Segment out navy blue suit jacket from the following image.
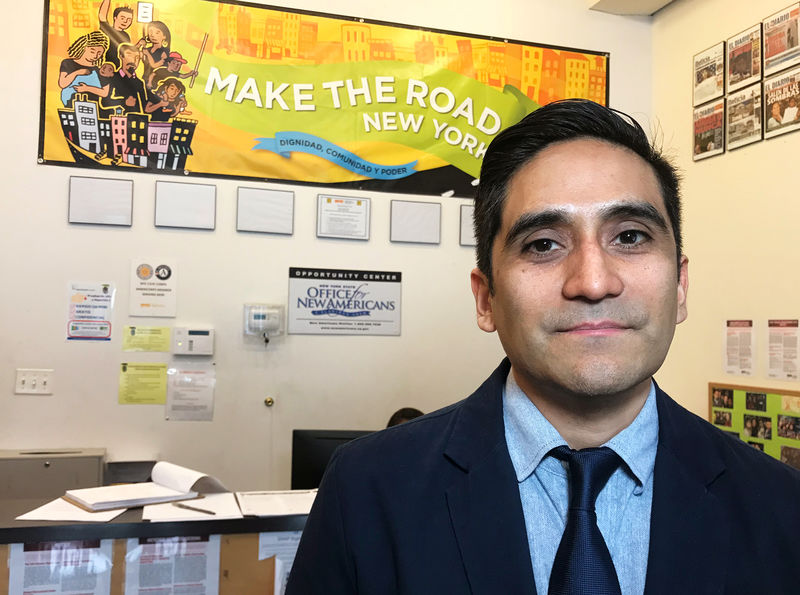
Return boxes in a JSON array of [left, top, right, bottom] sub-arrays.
[[287, 360, 800, 594]]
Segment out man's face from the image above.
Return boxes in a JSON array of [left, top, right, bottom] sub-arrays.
[[114, 10, 133, 30], [121, 49, 140, 74], [471, 138, 688, 401], [167, 60, 181, 72]]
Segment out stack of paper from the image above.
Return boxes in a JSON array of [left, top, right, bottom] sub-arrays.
[[63, 461, 226, 512]]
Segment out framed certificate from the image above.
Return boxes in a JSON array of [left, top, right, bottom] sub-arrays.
[[316, 194, 370, 240]]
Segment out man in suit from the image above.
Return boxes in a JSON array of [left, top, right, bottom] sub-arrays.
[[286, 99, 800, 594]]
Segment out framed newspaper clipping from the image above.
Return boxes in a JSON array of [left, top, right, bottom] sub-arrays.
[[693, 98, 725, 160], [726, 83, 762, 150], [764, 65, 800, 138], [763, 4, 800, 77], [693, 42, 725, 106], [727, 24, 762, 93]]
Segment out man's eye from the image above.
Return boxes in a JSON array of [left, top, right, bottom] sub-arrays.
[[529, 238, 556, 252], [616, 230, 648, 245]]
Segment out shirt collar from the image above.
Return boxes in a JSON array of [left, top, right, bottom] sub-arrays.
[[503, 371, 659, 489]]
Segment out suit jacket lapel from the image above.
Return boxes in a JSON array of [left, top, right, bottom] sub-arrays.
[[644, 385, 729, 594], [443, 360, 536, 595]]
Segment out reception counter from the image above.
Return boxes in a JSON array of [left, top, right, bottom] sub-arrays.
[[0, 497, 307, 594]]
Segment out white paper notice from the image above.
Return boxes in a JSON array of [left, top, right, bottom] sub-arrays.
[[9, 540, 113, 595], [166, 365, 216, 421], [768, 319, 800, 380], [725, 320, 754, 375], [258, 531, 303, 595], [129, 259, 177, 317], [124, 535, 220, 595], [67, 282, 115, 340]]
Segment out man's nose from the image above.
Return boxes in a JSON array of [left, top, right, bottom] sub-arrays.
[[561, 240, 623, 301]]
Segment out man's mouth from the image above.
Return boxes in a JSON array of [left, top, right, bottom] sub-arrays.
[[558, 321, 630, 336]]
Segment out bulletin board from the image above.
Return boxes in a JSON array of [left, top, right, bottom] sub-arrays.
[[709, 382, 800, 470]]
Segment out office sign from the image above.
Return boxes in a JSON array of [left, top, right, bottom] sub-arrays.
[[288, 267, 401, 335], [39, 0, 607, 197]]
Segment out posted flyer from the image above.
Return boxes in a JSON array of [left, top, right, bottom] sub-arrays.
[[124, 535, 220, 595], [8, 540, 113, 595], [725, 319, 754, 375], [129, 259, 177, 317], [67, 282, 115, 341], [768, 319, 799, 380]]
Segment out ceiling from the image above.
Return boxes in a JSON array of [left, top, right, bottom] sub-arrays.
[[588, 0, 675, 16]]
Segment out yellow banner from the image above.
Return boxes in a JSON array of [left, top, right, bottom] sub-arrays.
[[42, 0, 607, 196]]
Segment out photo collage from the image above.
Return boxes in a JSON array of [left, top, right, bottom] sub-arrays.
[[710, 384, 800, 469]]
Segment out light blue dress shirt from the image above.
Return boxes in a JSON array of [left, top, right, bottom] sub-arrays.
[[503, 372, 658, 595]]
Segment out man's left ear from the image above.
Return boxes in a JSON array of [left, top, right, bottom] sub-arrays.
[[676, 255, 689, 324], [470, 268, 497, 333]]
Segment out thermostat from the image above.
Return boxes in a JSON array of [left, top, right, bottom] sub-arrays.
[[173, 328, 214, 355]]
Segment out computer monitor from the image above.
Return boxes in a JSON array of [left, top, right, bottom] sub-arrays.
[[291, 429, 373, 489]]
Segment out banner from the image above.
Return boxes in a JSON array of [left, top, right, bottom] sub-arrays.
[[40, 0, 608, 197]]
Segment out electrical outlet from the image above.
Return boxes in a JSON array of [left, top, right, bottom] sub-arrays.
[[15, 369, 54, 395]]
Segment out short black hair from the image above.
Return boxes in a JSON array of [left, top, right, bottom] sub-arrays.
[[474, 99, 681, 292], [387, 407, 424, 428]]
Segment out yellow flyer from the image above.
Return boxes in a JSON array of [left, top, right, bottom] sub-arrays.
[[122, 326, 172, 352], [119, 362, 168, 404]]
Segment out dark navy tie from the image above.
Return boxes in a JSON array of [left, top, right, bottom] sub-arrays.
[[548, 446, 622, 595]]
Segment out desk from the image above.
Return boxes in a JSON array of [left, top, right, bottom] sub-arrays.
[[0, 498, 307, 594]]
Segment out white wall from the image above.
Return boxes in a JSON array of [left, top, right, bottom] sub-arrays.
[[0, 0, 653, 489], [652, 0, 800, 417]]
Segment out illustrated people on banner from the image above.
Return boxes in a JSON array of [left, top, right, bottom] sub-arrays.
[[97, 0, 134, 69], [145, 77, 188, 121], [97, 61, 116, 88], [104, 42, 148, 113], [59, 31, 110, 106], [149, 51, 197, 91], [140, 21, 172, 90]]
